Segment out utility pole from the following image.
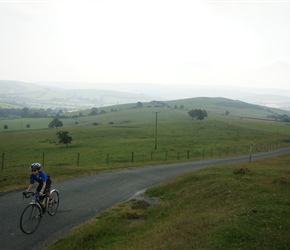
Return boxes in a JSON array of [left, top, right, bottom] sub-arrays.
[[155, 112, 159, 150], [249, 139, 253, 163]]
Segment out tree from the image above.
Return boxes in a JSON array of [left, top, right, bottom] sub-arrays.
[[89, 108, 98, 116], [225, 111, 230, 116], [56, 131, 72, 148], [188, 109, 208, 120], [22, 107, 29, 117], [49, 118, 63, 128], [137, 102, 143, 108], [281, 114, 290, 122], [56, 109, 64, 117], [4, 125, 8, 129]]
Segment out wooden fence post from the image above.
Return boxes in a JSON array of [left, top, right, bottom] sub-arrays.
[[77, 153, 80, 166], [1, 152, 4, 170], [131, 152, 134, 162], [42, 153, 45, 167]]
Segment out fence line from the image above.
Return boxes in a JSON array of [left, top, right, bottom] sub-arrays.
[[1, 142, 289, 170]]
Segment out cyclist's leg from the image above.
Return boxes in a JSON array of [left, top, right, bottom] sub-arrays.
[[36, 183, 42, 192], [48, 189, 59, 216], [45, 178, 52, 200]]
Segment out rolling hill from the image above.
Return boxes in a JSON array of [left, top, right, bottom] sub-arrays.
[[1, 80, 290, 112], [1, 80, 290, 124]]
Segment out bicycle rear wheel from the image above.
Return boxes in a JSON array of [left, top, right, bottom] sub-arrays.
[[48, 189, 59, 216], [20, 204, 42, 234]]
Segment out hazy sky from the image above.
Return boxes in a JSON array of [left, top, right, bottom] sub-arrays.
[[1, 0, 290, 90]]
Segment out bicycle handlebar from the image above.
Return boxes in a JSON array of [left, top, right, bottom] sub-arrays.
[[22, 191, 47, 199], [22, 191, 35, 199]]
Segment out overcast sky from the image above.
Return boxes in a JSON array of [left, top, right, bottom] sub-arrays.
[[1, 0, 290, 90]]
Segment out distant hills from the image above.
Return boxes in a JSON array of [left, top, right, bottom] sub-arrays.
[[1, 80, 290, 111], [35, 81, 290, 111], [0, 80, 156, 111]]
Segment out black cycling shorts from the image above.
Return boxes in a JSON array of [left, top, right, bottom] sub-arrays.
[[37, 177, 51, 193]]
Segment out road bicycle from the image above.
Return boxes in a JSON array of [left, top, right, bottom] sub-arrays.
[[20, 189, 59, 234]]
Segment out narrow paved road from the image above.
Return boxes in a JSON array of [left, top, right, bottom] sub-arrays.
[[1, 148, 289, 250]]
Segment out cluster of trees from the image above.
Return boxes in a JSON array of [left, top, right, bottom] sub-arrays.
[[135, 101, 185, 109], [148, 101, 170, 108], [1, 101, 187, 120], [49, 118, 63, 128], [267, 114, 290, 122], [89, 107, 107, 116], [0, 107, 68, 118], [188, 109, 208, 120], [0, 106, 108, 119]]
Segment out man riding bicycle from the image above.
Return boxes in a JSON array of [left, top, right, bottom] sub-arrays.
[[25, 163, 53, 205]]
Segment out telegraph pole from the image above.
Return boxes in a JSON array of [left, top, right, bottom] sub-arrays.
[[155, 112, 159, 150], [249, 139, 253, 163]]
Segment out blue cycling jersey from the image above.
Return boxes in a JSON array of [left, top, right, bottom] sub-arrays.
[[30, 170, 48, 185]]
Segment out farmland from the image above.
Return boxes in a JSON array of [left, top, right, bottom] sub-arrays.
[[1, 97, 290, 192]]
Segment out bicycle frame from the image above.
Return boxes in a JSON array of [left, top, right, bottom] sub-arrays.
[[20, 188, 60, 234], [24, 192, 47, 213]]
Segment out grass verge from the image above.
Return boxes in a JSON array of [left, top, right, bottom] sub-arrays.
[[45, 154, 290, 250]]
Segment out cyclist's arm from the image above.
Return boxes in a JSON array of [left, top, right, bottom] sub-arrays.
[[40, 182, 47, 194], [26, 183, 34, 192], [26, 174, 35, 192]]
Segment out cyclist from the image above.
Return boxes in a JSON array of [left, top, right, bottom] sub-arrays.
[[25, 163, 53, 205]]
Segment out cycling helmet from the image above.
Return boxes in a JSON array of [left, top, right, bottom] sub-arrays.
[[30, 162, 41, 171]]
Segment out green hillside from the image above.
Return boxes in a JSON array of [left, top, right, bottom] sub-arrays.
[[73, 97, 290, 122], [164, 97, 290, 118], [1, 97, 290, 133]]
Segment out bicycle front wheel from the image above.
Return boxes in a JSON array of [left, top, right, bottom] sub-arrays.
[[48, 189, 59, 216], [20, 204, 42, 234]]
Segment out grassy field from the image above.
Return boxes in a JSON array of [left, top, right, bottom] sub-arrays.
[[1, 98, 290, 192], [45, 153, 290, 250]]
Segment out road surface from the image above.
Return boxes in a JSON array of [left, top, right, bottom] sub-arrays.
[[0, 148, 289, 250]]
